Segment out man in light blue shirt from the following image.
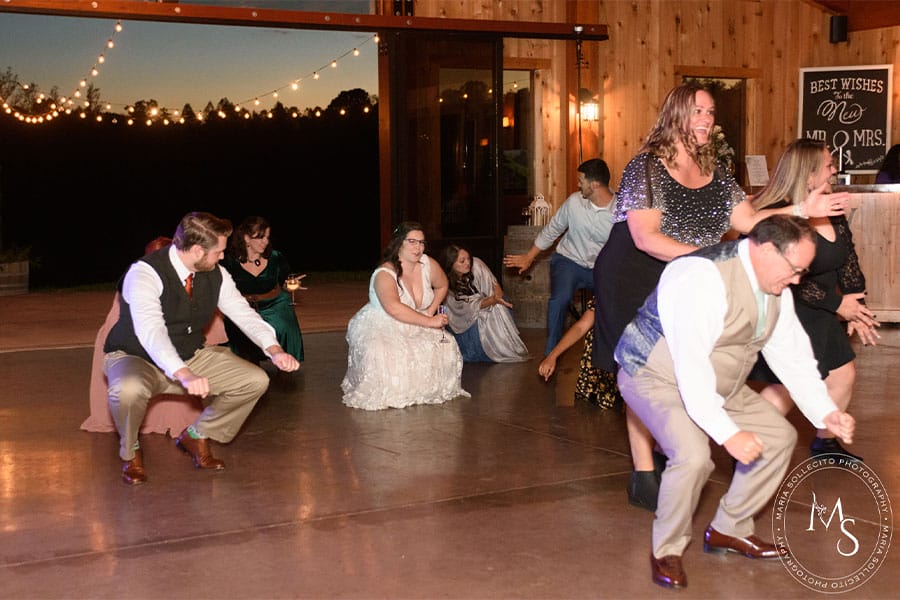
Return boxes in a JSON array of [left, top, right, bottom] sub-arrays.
[[503, 159, 615, 355]]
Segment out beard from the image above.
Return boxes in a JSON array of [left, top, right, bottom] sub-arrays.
[[192, 254, 219, 273]]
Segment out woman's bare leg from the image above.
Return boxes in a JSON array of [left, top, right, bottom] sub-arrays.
[[627, 406, 656, 470], [817, 361, 855, 438]]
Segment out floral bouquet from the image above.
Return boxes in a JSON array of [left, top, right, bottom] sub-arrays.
[[711, 124, 736, 175]]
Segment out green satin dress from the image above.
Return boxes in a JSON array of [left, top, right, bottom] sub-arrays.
[[222, 250, 304, 362]]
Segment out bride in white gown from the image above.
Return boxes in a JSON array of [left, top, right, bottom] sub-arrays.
[[341, 222, 470, 410]]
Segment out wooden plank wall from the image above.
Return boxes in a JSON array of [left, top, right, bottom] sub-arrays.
[[594, 0, 900, 188], [411, 0, 900, 203]]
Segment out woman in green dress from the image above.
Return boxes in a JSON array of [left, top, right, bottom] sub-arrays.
[[222, 216, 304, 363]]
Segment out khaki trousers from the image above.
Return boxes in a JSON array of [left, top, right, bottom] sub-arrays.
[[618, 368, 797, 558], [105, 346, 269, 460]]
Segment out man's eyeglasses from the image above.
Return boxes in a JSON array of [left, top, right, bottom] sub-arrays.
[[777, 251, 809, 277], [405, 238, 427, 247]]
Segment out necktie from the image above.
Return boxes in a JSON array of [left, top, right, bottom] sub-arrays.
[[754, 287, 766, 337], [184, 273, 194, 299]]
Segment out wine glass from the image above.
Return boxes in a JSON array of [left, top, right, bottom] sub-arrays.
[[438, 305, 449, 343], [285, 274, 301, 306]]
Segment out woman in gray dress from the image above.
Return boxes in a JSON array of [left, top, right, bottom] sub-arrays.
[[440, 244, 530, 363]]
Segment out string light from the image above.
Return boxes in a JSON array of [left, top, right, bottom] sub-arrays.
[[1, 23, 381, 126]]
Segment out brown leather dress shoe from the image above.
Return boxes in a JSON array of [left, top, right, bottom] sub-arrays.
[[703, 526, 781, 559], [175, 429, 225, 470], [651, 553, 687, 589], [122, 449, 147, 485]]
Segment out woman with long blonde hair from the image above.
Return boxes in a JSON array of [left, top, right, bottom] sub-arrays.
[[748, 138, 880, 460]]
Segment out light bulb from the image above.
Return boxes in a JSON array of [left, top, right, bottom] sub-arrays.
[[331, 60, 337, 68], [353, 48, 360, 56], [313, 72, 319, 80], [91, 68, 99, 76], [107, 40, 114, 48], [291, 82, 299, 91], [98, 55, 105, 64]]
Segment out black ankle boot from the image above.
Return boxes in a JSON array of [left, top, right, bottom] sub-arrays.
[[652, 450, 667, 479], [810, 437, 863, 462], [628, 470, 659, 512]]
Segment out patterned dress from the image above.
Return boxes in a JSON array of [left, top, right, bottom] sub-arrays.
[[574, 297, 622, 409]]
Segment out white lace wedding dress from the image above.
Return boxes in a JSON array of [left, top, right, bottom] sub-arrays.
[[341, 258, 470, 410]]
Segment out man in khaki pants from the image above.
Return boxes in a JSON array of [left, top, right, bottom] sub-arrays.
[[615, 215, 855, 589], [104, 211, 299, 485]]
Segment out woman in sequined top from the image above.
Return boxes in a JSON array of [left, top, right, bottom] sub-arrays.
[[592, 83, 850, 512], [748, 139, 880, 461]]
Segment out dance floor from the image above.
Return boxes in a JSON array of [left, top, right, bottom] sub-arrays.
[[0, 287, 897, 599]]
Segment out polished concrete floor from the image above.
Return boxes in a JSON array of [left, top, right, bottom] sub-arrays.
[[0, 289, 898, 599]]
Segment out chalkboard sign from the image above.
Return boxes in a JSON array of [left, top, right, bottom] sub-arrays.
[[798, 65, 893, 173]]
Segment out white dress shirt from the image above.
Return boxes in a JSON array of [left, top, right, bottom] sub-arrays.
[[121, 245, 278, 378], [657, 239, 838, 445]]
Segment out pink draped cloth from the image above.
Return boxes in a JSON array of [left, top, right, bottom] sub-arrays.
[[81, 294, 228, 435]]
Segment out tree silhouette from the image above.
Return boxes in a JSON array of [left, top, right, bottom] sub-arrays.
[[326, 88, 373, 114]]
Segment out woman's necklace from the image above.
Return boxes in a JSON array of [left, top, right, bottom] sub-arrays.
[[253, 258, 261, 267]]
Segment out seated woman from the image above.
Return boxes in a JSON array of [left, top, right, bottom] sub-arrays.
[[341, 222, 470, 410], [221, 216, 304, 363], [538, 297, 621, 408], [439, 244, 529, 363]]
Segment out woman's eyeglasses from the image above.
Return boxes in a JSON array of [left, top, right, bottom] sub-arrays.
[[405, 238, 426, 247]]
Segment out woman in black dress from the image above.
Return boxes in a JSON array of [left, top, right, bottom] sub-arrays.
[[749, 138, 880, 460]]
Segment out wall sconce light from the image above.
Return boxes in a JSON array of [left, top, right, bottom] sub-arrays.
[[579, 88, 599, 122]]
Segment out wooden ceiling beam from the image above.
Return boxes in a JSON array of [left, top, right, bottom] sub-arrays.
[[807, 0, 900, 32], [0, 0, 608, 40]]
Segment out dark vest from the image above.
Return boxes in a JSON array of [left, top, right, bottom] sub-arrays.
[[103, 246, 222, 365]]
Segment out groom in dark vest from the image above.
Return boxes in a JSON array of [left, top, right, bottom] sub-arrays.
[[104, 211, 299, 485], [615, 215, 855, 589]]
